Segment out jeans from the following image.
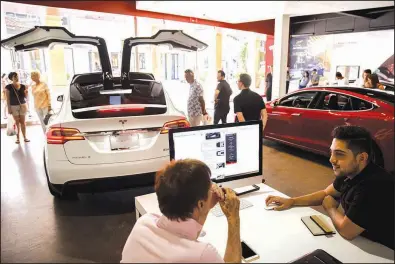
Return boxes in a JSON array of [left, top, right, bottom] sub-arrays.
[[36, 107, 49, 132]]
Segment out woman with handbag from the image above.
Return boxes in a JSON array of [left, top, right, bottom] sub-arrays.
[[31, 71, 51, 132], [5, 72, 29, 144]]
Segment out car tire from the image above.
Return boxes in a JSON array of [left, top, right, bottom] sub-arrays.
[[371, 141, 384, 169], [43, 149, 78, 200]]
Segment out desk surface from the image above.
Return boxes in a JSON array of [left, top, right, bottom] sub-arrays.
[[135, 179, 394, 263]]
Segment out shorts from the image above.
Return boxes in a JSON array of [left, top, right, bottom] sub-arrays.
[[10, 104, 27, 116]]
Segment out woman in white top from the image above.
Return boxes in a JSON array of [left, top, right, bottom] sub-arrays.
[[31, 71, 51, 132], [334, 72, 349, 86]]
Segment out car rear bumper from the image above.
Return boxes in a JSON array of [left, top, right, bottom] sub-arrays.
[[46, 155, 169, 185]]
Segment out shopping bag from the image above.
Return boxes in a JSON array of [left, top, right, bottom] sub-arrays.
[[6, 115, 16, 136]]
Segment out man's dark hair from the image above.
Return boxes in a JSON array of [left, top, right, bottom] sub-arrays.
[[239, 73, 252, 88], [364, 69, 372, 75], [332, 126, 373, 159], [218, 70, 225, 78], [335, 72, 343, 78], [185, 69, 194, 75], [155, 159, 212, 221], [313, 69, 317, 72], [8, 72, 17, 81], [368, 73, 380, 88]]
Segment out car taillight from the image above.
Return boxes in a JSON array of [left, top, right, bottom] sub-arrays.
[[46, 126, 85, 145], [160, 119, 190, 134]]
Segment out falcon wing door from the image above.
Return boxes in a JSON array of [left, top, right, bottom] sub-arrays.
[[1, 26, 113, 89], [121, 29, 208, 88]]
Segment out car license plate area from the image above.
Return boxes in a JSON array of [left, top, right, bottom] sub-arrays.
[[110, 132, 139, 151]]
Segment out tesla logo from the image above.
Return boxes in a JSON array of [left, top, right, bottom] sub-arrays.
[[119, 120, 127, 125]]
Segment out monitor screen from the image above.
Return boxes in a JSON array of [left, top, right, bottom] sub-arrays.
[[169, 121, 262, 183]]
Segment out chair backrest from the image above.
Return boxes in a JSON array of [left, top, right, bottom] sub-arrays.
[[328, 95, 339, 110]]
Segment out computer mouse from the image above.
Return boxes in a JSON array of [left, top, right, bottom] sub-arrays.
[[264, 203, 278, 210]]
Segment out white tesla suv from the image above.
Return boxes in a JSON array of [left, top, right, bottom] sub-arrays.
[[1, 26, 207, 199]]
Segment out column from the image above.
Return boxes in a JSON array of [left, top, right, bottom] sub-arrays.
[[151, 24, 159, 78], [246, 33, 256, 89], [216, 30, 222, 70], [45, 7, 67, 91], [272, 14, 290, 100]]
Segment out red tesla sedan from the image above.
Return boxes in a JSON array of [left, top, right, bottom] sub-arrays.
[[263, 86, 394, 174]]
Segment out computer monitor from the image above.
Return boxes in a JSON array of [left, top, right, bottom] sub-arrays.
[[168, 121, 262, 183]]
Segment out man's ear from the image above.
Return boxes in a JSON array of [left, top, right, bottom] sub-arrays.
[[359, 152, 369, 163]]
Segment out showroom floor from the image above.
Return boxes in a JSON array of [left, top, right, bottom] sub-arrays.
[[1, 125, 335, 263]]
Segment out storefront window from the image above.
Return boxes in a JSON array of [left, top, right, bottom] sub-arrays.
[[1, 1, 269, 123]]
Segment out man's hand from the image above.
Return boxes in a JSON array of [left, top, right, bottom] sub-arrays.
[[219, 188, 240, 220], [322, 195, 339, 211], [210, 183, 225, 208], [265, 195, 294, 211]]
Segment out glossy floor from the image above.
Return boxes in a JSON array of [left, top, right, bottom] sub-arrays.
[[1, 125, 334, 263]]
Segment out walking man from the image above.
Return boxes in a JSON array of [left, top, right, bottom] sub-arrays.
[[234, 73, 268, 131], [214, 70, 232, 124], [310, 69, 320, 86], [185, 69, 207, 127], [265, 66, 273, 102]]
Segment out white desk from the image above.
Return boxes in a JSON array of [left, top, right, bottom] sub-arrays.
[[135, 177, 394, 263]]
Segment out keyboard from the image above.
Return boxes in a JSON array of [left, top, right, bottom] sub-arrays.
[[211, 198, 253, 217]]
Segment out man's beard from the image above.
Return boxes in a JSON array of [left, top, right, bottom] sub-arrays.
[[335, 162, 359, 177]]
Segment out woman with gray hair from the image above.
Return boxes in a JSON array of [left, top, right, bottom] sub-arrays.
[[31, 71, 51, 132]]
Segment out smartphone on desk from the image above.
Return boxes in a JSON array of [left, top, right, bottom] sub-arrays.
[[241, 241, 259, 262], [234, 184, 260, 196]]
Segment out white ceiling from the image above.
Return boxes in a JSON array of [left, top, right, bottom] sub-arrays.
[[136, 1, 394, 23]]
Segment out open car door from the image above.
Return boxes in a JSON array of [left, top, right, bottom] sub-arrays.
[[121, 29, 208, 89], [1, 26, 113, 90]]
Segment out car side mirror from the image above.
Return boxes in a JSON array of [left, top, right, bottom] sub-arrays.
[[271, 100, 279, 108], [57, 95, 64, 102]]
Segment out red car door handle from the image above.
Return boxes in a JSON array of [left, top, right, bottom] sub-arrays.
[[344, 118, 349, 121], [291, 113, 301, 116]]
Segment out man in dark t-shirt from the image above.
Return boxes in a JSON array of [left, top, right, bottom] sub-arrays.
[[214, 70, 232, 124], [233, 73, 267, 131], [265, 125, 394, 249], [265, 66, 273, 102]]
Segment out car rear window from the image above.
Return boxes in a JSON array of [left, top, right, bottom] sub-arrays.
[[70, 80, 167, 119]]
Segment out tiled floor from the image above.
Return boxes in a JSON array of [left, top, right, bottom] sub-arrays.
[[1, 125, 334, 263]]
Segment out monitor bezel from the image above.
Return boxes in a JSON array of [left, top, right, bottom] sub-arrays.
[[168, 120, 263, 183]]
